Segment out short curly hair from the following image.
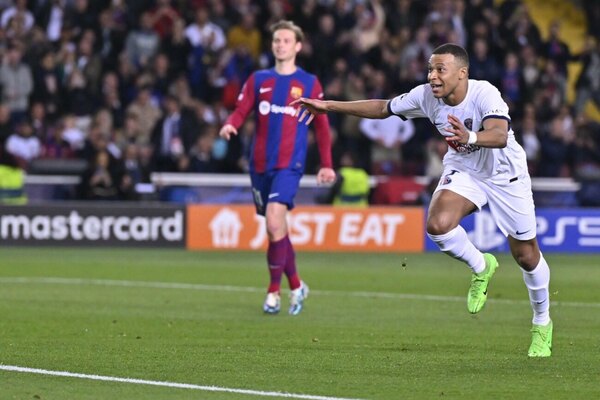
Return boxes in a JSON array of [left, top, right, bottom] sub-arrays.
[[432, 43, 470, 67], [270, 20, 305, 43]]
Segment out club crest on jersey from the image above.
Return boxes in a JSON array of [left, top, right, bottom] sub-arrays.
[[441, 169, 459, 185], [464, 118, 473, 130], [290, 86, 303, 99]]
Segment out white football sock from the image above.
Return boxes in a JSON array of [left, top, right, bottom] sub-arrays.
[[428, 225, 485, 274], [521, 252, 551, 326]]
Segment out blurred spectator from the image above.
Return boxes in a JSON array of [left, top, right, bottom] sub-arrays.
[[424, 135, 446, 181], [321, 150, 370, 207], [385, 0, 419, 34], [359, 114, 415, 175], [557, 104, 576, 144], [469, 37, 500, 85], [64, 68, 96, 118], [187, 130, 221, 173], [504, 4, 541, 52], [68, 0, 99, 39], [421, 134, 447, 204], [126, 85, 162, 145], [160, 17, 192, 78], [100, 71, 124, 128], [185, 6, 226, 52], [519, 45, 541, 104], [5, 118, 41, 167], [97, 8, 125, 71], [76, 30, 103, 96], [349, 0, 385, 59], [537, 116, 574, 177], [1, 0, 35, 34], [291, 0, 320, 35], [218, 44, 255, 109], [148, 0, 180, 40], [29, 102, 51, 140], [41, 117, 77, 159], [79, 149, 121, 200], [573, 115, 600, 206], [31, 50, 63, 119], [209, 0, 234, 33], [36, 0, 69, 44], [339, 72, 369, 167], [541, 20, 571, 78], [59, 114, 86, 151], [78, 122, 119, 162], [0, 42, 33, 123], [583, 0, 600, 40], [466, 20, 492, 55], [425, 11, 451, 48], [399, 26, 433, 72], [499, 51, 524, 109], [120, 143, 143, 200], [518, 113, 541, 176], [226, 12, 262, 61], [124, 11, 160, 69], [535, 60, 567, 122], [116, 112, 142, 148], [150, 94, 200, 172], [149, 52, 173, 101], [573, 36, 600, 117], [185, 7, 226, 100], [310, 13, 339, 82], [0, 104, 11, 143]]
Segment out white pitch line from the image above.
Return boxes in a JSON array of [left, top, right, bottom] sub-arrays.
[[0, 276, 599, 308], [0, 365, 364, 400]]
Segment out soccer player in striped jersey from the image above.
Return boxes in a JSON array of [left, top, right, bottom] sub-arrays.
[[292, 43, 553, 357], [219, 20, 335, 315]]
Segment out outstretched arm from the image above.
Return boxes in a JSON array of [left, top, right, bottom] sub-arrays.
[[291, 98, 391, 124]]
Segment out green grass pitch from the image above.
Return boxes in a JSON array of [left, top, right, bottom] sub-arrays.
[[1, 248, 599, 399]]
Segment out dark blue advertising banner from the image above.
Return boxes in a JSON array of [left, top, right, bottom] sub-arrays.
[[425, 208, 600, 253]]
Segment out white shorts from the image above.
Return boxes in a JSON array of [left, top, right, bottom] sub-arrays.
[[434, 167, 537, 240]]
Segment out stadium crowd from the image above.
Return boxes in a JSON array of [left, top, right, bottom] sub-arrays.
[[0, 0, 599, 204]]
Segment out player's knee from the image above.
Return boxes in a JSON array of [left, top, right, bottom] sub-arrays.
[[513, 249, 539, 271], [266, 219, 286, 238], [426, 217, 454, 236]]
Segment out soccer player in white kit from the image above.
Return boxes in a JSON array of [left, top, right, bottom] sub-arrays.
[[291, 43, 553, 357]]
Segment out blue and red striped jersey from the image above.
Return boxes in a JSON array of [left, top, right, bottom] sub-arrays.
[[225, 67, 332, 173]]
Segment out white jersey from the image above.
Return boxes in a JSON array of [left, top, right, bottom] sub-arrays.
[[388, 79, 528, 183]]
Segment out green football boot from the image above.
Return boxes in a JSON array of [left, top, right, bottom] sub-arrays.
[[467, 253, 499, 314], [528, 320, 553, 357]]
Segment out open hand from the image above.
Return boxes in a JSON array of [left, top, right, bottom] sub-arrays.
[[219, 124, 237, 140], [290, 97, 328, 125], [443, 114, 469, 144]]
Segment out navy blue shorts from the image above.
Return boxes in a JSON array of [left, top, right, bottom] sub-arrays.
[[250, 169, 302, 216]]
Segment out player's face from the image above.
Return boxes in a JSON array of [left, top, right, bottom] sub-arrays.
[[427, 54, 466, 98], [271, 29, 301, 62]]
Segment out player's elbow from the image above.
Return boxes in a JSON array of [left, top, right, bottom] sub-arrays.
[[500, 132, 508, 149], [495, 128, 508, 148]]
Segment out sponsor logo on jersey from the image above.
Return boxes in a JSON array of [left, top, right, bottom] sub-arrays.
[[448, 141, 480, 154], [258, 100, 296, 116]]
